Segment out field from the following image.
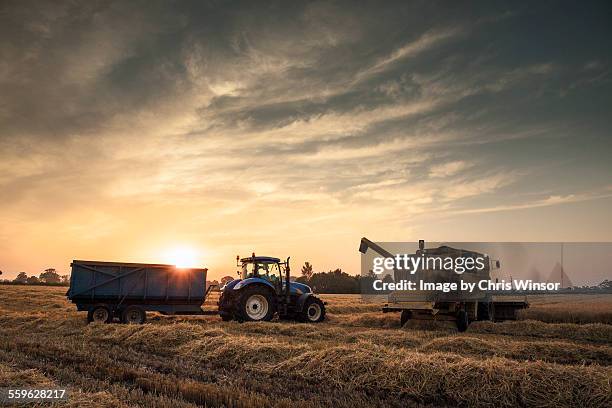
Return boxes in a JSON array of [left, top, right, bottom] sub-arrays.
[[0, 286, 610, 407]]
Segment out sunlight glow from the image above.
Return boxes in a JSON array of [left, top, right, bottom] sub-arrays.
[[162, 246, 201, 268]]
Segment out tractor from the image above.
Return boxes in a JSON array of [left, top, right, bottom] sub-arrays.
[[218, 254, 326, 323]]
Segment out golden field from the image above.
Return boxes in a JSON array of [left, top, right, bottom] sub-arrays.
[[0, 286, 610, 407]]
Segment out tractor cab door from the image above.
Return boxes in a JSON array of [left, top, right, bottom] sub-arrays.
[[241, 262, 255, 280], [258, 262, 282, 294]]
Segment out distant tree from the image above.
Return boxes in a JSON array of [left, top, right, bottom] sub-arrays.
[[301, 262, 313, 279], [308, 269, 360, 294], [27, 276, 40, 284], [14, 272, 28, 283], [295, 275, 308, 285], [206, 280, 219, 290], [220, 276, 234, 286], [357, 270, 377, 294], [39, 268, 61, 284], [599, 279, 612, 291], [298, 268, 390, 294], [60, 275, 70, 284]]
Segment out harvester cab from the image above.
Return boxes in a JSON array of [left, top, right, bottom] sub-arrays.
[[218, 254, 326, 323]]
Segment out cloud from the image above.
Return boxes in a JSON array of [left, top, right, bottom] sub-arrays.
[[451, 190, 612, 215], [429, 161, 473, 178], [355, 27, 462, 82]]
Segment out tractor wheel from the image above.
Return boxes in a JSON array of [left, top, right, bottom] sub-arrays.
[[121, 306, 146, 324], [456, 309, 469, 332], [238, 286, 275, 322], [88, 306, 112, 324], [477, 302, 495, 321], [400, 310, 412, 327], [300, 297, 325, 323]]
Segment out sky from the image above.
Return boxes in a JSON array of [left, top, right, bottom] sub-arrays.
[[1, 1, 611, 284]]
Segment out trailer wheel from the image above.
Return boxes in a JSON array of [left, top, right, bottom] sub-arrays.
[[456, 310, 469, 332], [301, 297, 325, 323], [88, 306, 112, 324], [121, 306, 146, 324], [400, 310, 412, 327], [238, 286, 275, 322]]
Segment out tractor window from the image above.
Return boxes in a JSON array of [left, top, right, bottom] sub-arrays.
[[242, 263, 256, 278], [258, 262, 280, 283], [242, 261, 281, 284]]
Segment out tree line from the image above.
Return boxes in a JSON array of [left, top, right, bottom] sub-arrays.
[[294, 262, 612, 294], [3, 264, 610, 293], [294, 261, 385, 294], [1, 268, 70, 286]]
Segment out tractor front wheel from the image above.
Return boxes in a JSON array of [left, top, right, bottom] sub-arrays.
[[238, 286, 275, 322], [300, 297, 326, 323]]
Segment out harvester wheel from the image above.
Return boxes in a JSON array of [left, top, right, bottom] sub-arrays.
[[238, 286, 275, 322], [400, 310, 412, 327], [121, 306, 146, 324], [477, 302, 495, 321], [456, 310, 469, 332], [301, 297, 325, 323], [88, 306, 112, 324]]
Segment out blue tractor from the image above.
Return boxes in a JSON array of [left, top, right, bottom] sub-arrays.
[[218, 255, 326, 323]]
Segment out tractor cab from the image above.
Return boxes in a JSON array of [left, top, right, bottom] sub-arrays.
[[217, 254, 325, 323], [239, 256, 284, 285]]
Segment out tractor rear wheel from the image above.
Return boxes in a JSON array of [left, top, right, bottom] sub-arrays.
[[300, 297, 325, 323], [238, 286, 275, 322]]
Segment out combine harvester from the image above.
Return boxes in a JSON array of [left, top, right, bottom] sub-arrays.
[[67, 254, 325, 324], [359, 238, 529, 331]]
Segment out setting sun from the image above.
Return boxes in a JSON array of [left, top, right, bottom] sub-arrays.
[[161, 246, 201, 268]]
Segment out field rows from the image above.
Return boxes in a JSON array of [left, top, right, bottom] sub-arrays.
[[0, 286, 610, 407]]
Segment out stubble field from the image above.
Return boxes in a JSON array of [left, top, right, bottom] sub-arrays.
[[0, 285, 610, 407]]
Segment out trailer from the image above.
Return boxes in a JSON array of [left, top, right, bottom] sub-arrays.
[[67, 260, 217, 324], [359, 238, 529, 331]]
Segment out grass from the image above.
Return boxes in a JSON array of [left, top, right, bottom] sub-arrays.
[[517, 294, 612, 324], [0, 286, 610, 407]]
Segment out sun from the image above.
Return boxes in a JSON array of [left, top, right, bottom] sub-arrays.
[[162, 246, 200, 268]]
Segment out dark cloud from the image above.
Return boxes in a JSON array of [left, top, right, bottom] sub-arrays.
[[1, 0, 611, 230]]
